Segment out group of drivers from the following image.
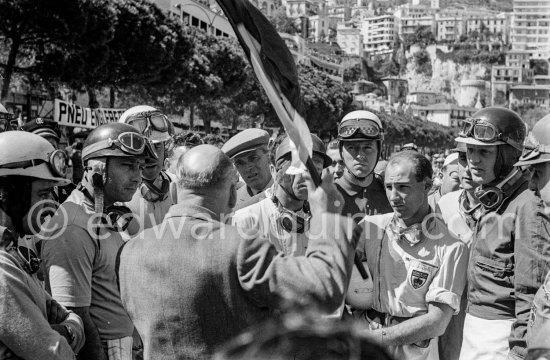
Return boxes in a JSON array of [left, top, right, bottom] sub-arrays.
[[0, 100, 550, 360]]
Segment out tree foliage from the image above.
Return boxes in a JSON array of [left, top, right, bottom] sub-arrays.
[[0, 0, 116, 102], [34, 0, 192, 107], [268, 7, 299, 35], [371, 109, 455, 148], [412, 49, 432, 76], [299, 66, 356, 132], [436, 48, 505, 65], [403, 25, 436, 49]]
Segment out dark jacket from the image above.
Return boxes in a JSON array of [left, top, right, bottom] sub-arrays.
[[466, 177, 550, 359], [117, 204, 360, 360], [335, 173, 392, 223]]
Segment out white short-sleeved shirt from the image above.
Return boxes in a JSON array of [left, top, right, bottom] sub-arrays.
[[437, 190, 473, 247], [358, 213, 469, 318]]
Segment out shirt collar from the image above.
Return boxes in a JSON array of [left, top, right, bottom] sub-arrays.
[[165, 204, 221, 223]]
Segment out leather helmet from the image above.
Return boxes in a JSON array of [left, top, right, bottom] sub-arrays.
[[455, 107, 526, 151], [82, 123, 156, 162]]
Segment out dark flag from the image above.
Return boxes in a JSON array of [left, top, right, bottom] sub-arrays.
[[215, 0, 368, 279], [214, 0, 314, 175]]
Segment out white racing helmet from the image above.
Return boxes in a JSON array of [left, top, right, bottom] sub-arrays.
[[118, 105, 173, 143], [0, 131, 70, 186]]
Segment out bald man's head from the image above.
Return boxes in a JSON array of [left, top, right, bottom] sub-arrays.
[[177, 144, 236, 191]]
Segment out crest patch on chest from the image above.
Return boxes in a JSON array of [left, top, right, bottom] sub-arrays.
[[410, 269, 429, 289]]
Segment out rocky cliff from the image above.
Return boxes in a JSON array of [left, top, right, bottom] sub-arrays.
[[405, 45, 491, 106]]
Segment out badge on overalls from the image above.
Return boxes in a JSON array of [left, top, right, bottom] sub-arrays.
[[410, 269, 429, 289]]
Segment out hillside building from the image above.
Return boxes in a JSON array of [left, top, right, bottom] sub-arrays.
[[361, 15, 397, 56], [510, 0, 550, 59]]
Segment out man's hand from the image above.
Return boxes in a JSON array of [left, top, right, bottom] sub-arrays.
[[306, 170, 344, 215], [47, 299, 70, 324]]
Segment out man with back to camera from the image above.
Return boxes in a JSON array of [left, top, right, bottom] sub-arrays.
[[454, 107, 550, 360], [42, 123, 157, 360], [232, 134, 331, 257], [222, 129, 273, 210], [357, 151, 468, 360], [117, 144, 361, 360], [513, 114, 550, 360]]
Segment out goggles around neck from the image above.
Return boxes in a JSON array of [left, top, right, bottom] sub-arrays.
[[338, 119, 382, 140], [83, 132, 157, 160], [0, 149, 69, 178], [458, 118, 523, 150], [475, 169, 522, 210], [125, 110, 169, 135], [518, 133, 550, 163]]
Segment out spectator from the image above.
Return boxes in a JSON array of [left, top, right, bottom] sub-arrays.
[[222, 129, 273, 209], [428, 152, 459, 210], [326, 140, 344, 179]]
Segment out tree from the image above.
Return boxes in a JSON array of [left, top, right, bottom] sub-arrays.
[[412, 49, 432, 76], [299, 65, 356, 132], [403, 25, 435, 49], [152, 29, 248, 132], [34, 0, 193, 107], [343, 64, 362, 83], [0, 0, 115, 103], [268, 7, 299, 34]]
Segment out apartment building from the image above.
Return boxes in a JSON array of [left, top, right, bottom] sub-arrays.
[[361, 15, 396, 55], [510, 0, 550, 59], [465, 13, 511, 42], [156, 0, 234, 37], [336, 23, 363, 55], [435, 16, 464, 42]]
